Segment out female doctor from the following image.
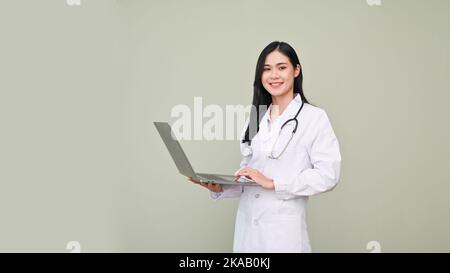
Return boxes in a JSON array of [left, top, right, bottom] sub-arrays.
[[188, 41, 341, 253]]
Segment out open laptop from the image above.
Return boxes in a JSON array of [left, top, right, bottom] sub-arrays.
[[154, 122, 257, 186]]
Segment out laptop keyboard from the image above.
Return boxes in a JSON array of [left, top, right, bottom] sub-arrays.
[[198, 173, 255, 184]]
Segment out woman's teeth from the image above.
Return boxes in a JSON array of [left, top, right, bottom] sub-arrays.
[[270, 82, 283, 88]]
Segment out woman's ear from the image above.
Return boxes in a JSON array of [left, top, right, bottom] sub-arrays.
[[294, 64, 301, 78]]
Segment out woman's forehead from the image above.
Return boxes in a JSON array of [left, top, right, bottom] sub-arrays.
[[265, 51, 289, 65]]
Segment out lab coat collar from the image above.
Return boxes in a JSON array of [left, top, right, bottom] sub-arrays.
[[265, 93, 303, 124], [258, 94, 303, 142]]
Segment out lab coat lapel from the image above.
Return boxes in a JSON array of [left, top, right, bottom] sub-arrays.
[[259, 94, 303, 142]]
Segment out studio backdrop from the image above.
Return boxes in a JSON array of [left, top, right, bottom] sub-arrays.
[[0, 0, 449, 252]]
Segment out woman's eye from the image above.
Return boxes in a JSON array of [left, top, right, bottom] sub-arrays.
[[263, 68, 270, 71], [279, 67, 287, 70]]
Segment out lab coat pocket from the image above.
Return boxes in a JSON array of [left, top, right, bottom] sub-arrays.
[[261, 214, 303, 253]]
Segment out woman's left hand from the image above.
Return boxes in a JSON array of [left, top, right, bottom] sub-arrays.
[[235, 167, 274, 190]]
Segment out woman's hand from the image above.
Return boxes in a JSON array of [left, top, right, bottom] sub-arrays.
[[187, 176, 223, 193], [235, 167, 274, 190]]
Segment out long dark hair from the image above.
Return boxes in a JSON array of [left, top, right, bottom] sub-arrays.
[[242, 41, 309, 144]]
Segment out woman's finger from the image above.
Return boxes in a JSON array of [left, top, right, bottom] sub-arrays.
[[188, 179, 222, 192], [188, 177, 200, 184], [210, 183, 223, 192]]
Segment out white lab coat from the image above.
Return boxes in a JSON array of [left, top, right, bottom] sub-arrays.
[[210, 94, 341, 253]]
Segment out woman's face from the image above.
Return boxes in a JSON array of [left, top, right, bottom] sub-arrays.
[[261, 50, 300, 98]]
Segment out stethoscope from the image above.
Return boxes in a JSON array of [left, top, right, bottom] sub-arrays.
[[242, 101, 305, 160]]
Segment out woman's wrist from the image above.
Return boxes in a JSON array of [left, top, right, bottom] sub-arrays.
[[265, 178, 275, 190]]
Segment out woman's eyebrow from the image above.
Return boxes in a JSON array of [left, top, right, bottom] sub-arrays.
[[264, 62, 288, 67]]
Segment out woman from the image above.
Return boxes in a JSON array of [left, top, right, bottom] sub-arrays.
[[188, 41, 341, 252]]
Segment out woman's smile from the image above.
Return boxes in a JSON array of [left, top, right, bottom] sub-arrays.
[[269, 82, 284, 88]]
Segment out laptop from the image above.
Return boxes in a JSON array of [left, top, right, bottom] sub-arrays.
[[153, 122, 257, 186]]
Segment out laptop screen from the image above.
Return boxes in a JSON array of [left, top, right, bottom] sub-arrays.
[[153, 122, 197, 179]]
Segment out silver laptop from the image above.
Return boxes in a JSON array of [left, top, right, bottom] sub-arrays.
[[154, 122, 257, 186]]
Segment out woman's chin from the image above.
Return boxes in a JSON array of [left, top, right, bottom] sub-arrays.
[[267, 89, 289, 97]]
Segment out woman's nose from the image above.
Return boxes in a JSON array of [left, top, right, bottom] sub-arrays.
[[270, 70, 280, 79]]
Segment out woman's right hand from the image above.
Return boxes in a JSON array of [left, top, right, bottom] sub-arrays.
[[187, 176, 224, 193]]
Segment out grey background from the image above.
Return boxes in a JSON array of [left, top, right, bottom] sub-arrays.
[[0, 0, 449, 252]]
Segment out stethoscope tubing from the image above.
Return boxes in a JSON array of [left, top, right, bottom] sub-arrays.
[[243, 101, 305, 159]]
